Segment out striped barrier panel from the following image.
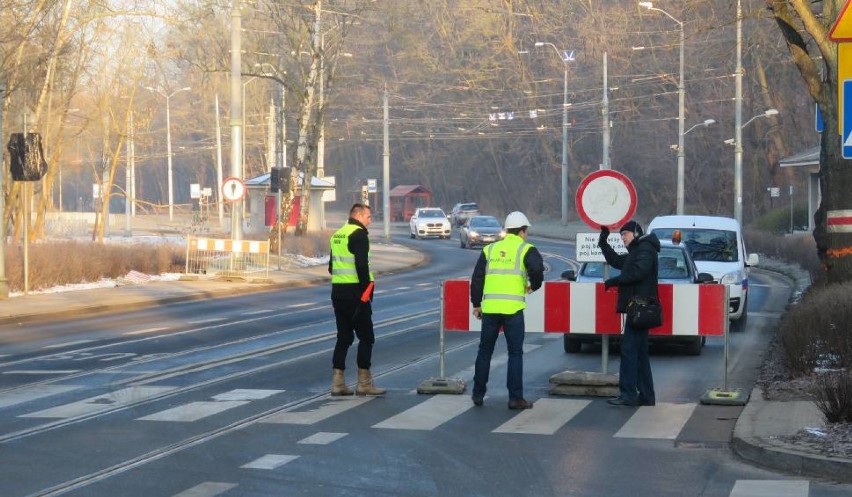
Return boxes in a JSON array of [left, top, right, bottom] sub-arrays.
[[185, 236, 270, 278], [442, 279, 727, 336]]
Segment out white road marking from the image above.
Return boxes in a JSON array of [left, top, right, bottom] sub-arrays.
[[729, 480, 809, 497], [373, 395, 472, 431], [124, 327, 167, 336], [241, 454, 299, 470], [42, 340, 93, 349], [298, 432, 348, 445], [172, 482, 237, 497], [137, 401, 249, 422], [493, 398, 591, 435], [262, 397, 373, 425], [287, 303, 314, 308], [187, 318, 226, 325], [241, 309, 275, 316], [21, 386, 176, 418], [211, 389, 283, 401], [3, 370, 80, 375], [614, 402, 696, 439], [0, 385, 80, 409]]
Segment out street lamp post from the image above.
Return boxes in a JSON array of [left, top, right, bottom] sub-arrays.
[[639, 2, 685, 214], [729, 108, 779, 222], [535, 42, 575, 224], [145, 85, 191, 221]]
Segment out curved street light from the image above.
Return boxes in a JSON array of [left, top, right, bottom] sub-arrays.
[[730, 108, 779, 221], [684, 118, 716, 136], [145, 85, 192, 221], [534, 41, 575, 224], [638, 1, 685, 214]]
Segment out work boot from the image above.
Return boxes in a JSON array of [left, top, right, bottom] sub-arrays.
[[355, 368, 386, 396], [331, 368, 353, 396]]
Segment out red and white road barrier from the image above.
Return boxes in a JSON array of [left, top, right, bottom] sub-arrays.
[[442, 279, 727, 336]]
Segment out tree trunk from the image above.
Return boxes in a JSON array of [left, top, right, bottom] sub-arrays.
[[769, 0, 852, 282]]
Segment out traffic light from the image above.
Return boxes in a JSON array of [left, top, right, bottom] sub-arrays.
[[270, 167, 290, 193]]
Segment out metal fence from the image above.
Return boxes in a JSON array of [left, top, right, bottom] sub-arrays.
[[185, 236, 270, 279]]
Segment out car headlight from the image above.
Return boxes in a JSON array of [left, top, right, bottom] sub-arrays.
[[720, 271, 742, 285], [469, 230, 479, 238]]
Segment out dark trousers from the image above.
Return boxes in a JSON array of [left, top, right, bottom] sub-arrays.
[[332, 298, 375, 370], [473, 311, 526, 401], [619, 323, 655, 403]]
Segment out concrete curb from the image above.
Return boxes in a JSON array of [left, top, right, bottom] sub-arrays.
[[731, 387, 852, 483]]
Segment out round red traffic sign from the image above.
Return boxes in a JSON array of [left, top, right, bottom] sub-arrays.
[[575, 169, 637, 229], [222, 176, 245, 202]]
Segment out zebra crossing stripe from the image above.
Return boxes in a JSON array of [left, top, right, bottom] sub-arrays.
[[614, 402, 696, 439], [373, 395, 472, 430], [21, 386, 176, 418], [172, 482, 237, 497], [729, 480, 808, 497], [492, 398, 590, 435], [298, 432, 348, 445], [137, 401, 249, 422], [241, 454, 299, 470], [262, 397, 373, 425]]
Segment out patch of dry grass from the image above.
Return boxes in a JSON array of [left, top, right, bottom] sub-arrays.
[[3, 230, 335, 294], [4, 241, 185, 293]]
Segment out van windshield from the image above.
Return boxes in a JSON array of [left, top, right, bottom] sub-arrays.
[[652, 228, 738, 262]]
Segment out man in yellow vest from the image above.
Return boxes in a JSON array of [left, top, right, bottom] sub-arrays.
[[470, 211, 544, 409], [328, 203, 385, 396]]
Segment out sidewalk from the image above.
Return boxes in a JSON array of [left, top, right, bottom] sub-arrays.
[[0, 230, 849, 483]]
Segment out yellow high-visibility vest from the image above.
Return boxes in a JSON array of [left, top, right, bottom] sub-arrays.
[[330, 224, 373, 284], [481, 234, 532, 314]]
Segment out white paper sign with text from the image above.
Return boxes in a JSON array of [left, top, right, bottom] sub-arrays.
[[575, 233, 627, 262]]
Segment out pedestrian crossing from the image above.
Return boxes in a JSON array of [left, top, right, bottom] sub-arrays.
[[7, 387, 819, 497], [13, 386, 710, 439]]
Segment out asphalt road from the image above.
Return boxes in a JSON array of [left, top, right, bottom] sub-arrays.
[[0, 234, 849, 497]]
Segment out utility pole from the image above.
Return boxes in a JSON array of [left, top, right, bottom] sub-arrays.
[[0, 81, 8, 299], [601, 52, 611, 170], [230, 0, 244, 241], [215, 95, 224, 227], [383, 85, 390, 244], [125, 112, 133, 236], [733, 0, 744, 224]]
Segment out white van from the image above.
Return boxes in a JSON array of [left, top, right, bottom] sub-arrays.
[[647, 215, 759, 331]]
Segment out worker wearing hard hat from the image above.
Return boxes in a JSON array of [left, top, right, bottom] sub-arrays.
[[469, 211, 545, 410]]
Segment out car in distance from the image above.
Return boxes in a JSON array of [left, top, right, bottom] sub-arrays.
[[450, 202, 480, 227], [409, 207, 452, 240], [647, 215, 759, 332], [459, 215, 506, 249], [561, 240, 714, 355]]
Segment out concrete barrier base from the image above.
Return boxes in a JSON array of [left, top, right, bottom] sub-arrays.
[[549, 370, 619, 397]]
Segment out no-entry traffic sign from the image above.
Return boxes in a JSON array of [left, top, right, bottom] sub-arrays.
[[575, 169, 637, 229]]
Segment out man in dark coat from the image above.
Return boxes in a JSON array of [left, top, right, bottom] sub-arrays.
[[598, 220, 660, 407]]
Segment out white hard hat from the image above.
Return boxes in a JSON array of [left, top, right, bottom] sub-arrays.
[[504, 211, 531, 229]]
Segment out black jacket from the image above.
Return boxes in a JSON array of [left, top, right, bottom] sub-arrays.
[[470, 243, 545, 309], [328, 218, 373, 302], [599, 233, 660, 313]]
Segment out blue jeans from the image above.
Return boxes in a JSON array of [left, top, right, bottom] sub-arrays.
[[619, 323, 655, 403], [473, 311, 526, 401]]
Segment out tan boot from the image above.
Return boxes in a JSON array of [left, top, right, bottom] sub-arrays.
[[355, 368, 386, 396], [331, 368, 353, 396]]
